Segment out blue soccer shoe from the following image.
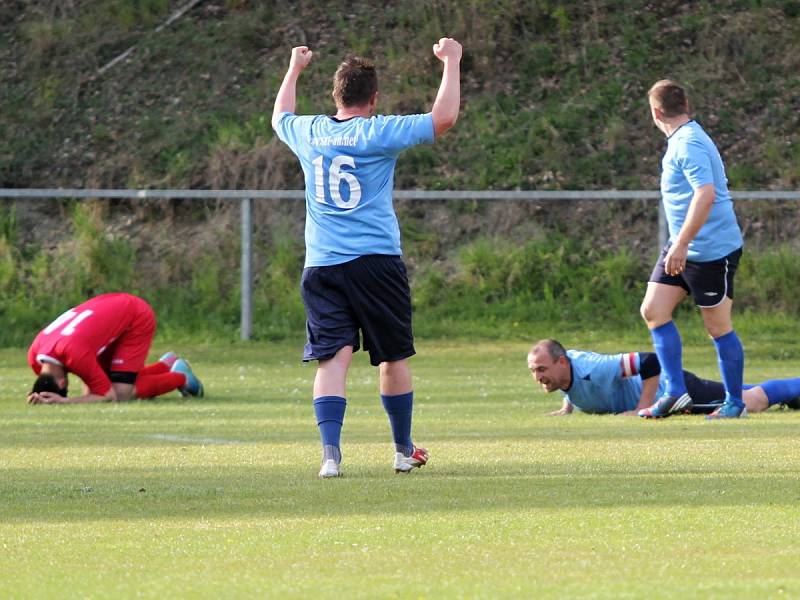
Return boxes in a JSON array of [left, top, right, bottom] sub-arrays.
[[171, 358, 204, 397], [159, 351, 179, 369], [706, 401, 747, 420]]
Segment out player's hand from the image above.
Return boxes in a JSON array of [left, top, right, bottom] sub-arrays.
[[28, 391, 64, 404], [549, 407, 572, 416], [664, 241, 689, 276], [289, 46, 313, 72], [433, 38, 462, 63]]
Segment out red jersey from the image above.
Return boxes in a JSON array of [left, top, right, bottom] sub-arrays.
[[28, 293, 156, 395]]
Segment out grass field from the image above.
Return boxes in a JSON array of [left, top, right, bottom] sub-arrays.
[[1, 337, 799, 598]]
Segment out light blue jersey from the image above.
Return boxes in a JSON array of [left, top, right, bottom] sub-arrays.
[[561, 350, 667, 414], [661, 121, 742, 261], [275, 112, 434, 267]]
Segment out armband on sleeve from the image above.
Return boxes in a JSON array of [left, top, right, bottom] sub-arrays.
[[638, 352, 661, 379], [619, 352, 660, 379], [619, 352, 638, 378]]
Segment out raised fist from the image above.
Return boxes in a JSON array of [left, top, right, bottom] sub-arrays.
[[289, 46, 313, 72], [433, 38, 462, 62]]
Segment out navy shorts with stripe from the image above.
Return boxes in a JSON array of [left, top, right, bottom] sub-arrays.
[[300, 254, 415, 367], [649, 245, 742, 308], [683, 370, 726, 414]]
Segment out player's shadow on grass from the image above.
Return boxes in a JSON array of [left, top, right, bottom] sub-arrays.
[[3, 463, 798, 524]]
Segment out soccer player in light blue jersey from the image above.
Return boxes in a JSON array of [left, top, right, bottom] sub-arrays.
[[527, 340, 800, 416], [639, 80, 746, 419], [272, 39, 462, 478]]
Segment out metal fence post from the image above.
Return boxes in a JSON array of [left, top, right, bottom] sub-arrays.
[[240, 197, 253, 341], [657, 200, 668, 253]]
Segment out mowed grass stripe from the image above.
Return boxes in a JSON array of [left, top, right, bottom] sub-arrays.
[[1, 340, 799, 598]]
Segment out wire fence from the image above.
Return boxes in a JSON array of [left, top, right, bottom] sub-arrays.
[[2, 188, 798, 339]]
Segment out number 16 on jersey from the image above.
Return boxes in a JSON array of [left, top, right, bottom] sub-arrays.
[[312, 155, 362, 209]]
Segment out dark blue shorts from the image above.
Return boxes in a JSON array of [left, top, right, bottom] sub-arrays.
[[684, 370, 725, 413], [682, 371, 763, 413], [300, 255, 415, 367], [649, 245, 742, 308]]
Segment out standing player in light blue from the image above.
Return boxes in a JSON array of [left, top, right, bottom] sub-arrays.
[[272, 39, 462, 477], [639, 80, 745, 419]]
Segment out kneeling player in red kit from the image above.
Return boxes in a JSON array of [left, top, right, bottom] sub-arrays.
[[27, 293, 203, 405]]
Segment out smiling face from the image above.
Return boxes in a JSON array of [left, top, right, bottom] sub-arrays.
[[527, 347, 571, 393]]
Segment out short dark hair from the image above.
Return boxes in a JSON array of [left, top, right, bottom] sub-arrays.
[[648, 79, 690, 118], [32, 374, 67, 397], [332, 56, 378, 108], [530, 339, 567, 361]]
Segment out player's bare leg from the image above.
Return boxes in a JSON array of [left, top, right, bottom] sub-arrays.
[[379, 358, 412, 396], [700, 297, 733, 338], [112, 382, 136, 401], [314, 345, 353, 398], [745, 380, 800, 412], [640, 282, 686, 329], [743, 387, 769, 413]]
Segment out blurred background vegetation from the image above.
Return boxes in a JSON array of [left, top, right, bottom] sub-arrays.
[[1, 0, 799, 346]]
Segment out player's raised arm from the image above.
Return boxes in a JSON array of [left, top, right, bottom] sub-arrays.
[[430, 37, 462, 137], [272, 46, 314, 130]]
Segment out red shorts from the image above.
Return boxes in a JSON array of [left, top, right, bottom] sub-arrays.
[[98, 296, 156, 375]]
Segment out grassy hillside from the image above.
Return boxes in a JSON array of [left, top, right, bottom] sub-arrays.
[[2, 1, 800, 345], [2, 0, 799, 190]]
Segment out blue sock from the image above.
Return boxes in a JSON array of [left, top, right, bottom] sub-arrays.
[[713, 330, 744, 408], [650, 321, 687, 397], [381, 392, 414, 456], [313, 396, 346, 463], [759, 378, 800, 406]]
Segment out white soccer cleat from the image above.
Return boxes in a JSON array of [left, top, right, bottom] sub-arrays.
[[318, 459, 342, 479], [394, 446, 429, 474]]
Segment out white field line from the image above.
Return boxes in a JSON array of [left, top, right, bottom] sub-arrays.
[[148, 433, 255, 445]]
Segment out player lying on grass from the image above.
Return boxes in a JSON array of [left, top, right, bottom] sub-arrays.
[[27, 293, 203, 405], [527, 339, 800, 416], [272, 38, 462, 477]]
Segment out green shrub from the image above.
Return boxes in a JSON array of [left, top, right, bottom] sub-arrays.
[[2, 208, 800, 347], [411, 234, 648, 336], [251, 229, 305, 339], [737, 246, 800, 316]]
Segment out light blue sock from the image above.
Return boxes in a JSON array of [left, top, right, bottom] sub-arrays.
[[759, 378, 800, 406], [650, 321, 687, 397], [713, 330, 744, 408], [313, 396, 346, 463], [381, 391, 414, 456]]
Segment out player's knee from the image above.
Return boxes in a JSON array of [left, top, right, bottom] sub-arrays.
[[639, 301, 653, 323], [702, 315, 734, 340], [379, 358, 410, 378], [112, 382, 136, 401], [743, 387, 769, 413]]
